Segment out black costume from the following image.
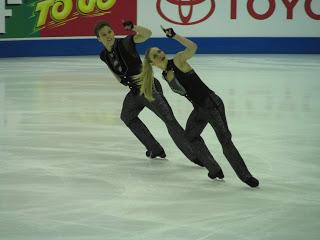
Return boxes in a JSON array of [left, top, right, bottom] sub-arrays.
[[162, 59, 258, 185], [100, 36, 222, 176]]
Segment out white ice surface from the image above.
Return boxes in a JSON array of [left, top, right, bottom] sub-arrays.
[[0, 55, 320, 240]]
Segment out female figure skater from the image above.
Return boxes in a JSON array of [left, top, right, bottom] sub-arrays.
[[95, 21, 224, 180], [137, 26, 259, 187]]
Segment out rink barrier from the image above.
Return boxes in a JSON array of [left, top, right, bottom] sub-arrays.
[[0, 37, 319, 57]]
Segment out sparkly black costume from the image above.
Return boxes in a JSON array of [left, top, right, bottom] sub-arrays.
[[162, 59, 257, 183]]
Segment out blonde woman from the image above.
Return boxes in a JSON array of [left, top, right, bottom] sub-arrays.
[[138, 27, 259, 187]]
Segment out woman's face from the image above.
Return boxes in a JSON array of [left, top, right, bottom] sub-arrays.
[[149, 47, 166, 67]]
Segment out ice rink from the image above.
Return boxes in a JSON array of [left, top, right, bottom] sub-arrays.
[[1, 55, 320, 240]]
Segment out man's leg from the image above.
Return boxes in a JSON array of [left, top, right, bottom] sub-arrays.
[[120, 91, 164, 156], [144, 89, 197, 162]]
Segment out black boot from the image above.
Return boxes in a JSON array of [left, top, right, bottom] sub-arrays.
[[208, 169, 224, 180], [244, 176, 259, 188], [146, 149, 166, 159]]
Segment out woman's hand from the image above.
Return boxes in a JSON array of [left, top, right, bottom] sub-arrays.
[[161, 25, 176, 38]]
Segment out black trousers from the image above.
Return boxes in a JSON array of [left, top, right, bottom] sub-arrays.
[[185, 92, 253, 181], [120, 79, 221, 175]]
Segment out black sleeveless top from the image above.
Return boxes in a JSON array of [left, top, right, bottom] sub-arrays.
[[162, 59, 213, 106], [100, 35, 141, 89]]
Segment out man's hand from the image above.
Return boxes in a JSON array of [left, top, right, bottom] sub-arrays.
[[122, 20, 134, 30]]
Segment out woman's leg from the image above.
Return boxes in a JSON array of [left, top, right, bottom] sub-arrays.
[[185, 107, 224, 178], [205, 93, 259, 187]]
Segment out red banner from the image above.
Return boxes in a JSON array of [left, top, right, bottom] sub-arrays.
[[36, 0, 137, 37]]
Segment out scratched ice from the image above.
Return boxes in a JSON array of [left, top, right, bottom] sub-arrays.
[[0, 55, 320, 240]]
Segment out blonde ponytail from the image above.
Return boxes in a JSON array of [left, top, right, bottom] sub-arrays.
[[134, 48, 155, 101]]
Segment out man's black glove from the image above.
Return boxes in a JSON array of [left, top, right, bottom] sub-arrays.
[[122, 20, 134, 30], [161, 25, 176, 38]]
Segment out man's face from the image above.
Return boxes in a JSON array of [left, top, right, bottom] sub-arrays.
[[98, 26, 115, 48]]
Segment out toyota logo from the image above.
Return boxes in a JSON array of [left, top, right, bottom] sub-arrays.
[[156, 0, 215, 25]]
